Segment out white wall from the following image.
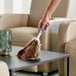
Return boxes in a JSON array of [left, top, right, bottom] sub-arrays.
[[67, 0, 76, 19], [22, 0, 32, 14], [4, 0, 13, 13], [0, 0, 32, 14], [13, 0, 22, 13], [0, 0, 4, 14], [0, 0, 76, 18]]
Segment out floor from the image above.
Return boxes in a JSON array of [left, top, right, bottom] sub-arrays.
[[14, 71, 59, 76]]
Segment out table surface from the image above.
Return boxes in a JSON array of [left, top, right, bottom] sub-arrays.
[[0, 46, 70, 72]]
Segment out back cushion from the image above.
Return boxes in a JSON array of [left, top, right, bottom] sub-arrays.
[[28, 0, 50, 27], [52, 0, 69, 17], [0, 14, 28, 29]]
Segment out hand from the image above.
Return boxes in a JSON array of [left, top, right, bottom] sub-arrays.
[[39, 17, 50, 31]]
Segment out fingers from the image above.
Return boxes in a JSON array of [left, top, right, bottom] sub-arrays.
[[39, 18, 50, 32], [41, 23, 49, 33], [42, 20, 50, 31], [44, 23, 49, 32]]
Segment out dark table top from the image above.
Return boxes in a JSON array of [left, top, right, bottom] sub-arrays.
[[0, 46, 70, 72]]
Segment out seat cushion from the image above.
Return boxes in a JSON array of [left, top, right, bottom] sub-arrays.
[[65, 39, 76, 76], [10, 27, 38, 46]]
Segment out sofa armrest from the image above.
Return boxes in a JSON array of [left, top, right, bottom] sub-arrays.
[[38, 18, 76, 52], [0, 61, 9, 76], [38, 18, 69, 51], [58, 20, 76, 76], [58, 21, 76, 52]]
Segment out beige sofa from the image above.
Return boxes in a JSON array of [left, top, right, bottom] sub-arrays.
[[0, 0, 69, 73]]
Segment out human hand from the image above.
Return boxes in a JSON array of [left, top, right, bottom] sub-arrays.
[[39, 17, 50, 31]]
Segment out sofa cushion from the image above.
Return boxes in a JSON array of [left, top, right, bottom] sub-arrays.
[[0, 14, 28, 29], [10, 27, 38, 46], [65, 39, 76, 76]]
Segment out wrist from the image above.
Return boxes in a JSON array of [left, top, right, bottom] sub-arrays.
[[44, 11, 51, 20]]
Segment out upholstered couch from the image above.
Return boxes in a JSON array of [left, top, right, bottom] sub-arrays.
[[0, 0, 70, 74]]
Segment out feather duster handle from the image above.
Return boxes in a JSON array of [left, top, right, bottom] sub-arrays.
[[37, 24, 47, 40]]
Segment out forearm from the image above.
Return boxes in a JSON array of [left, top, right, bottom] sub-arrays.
[[40, 0, 61, 28], [44, 0, 61, 19]]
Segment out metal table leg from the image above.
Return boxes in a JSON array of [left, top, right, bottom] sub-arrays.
[[67, 57, 70, 76], [10, 70, 16, 76]]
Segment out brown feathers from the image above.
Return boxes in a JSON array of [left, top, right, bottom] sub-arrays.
[[17, 38, 41, 60]]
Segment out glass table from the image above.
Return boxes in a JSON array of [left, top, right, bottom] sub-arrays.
[[0, 46, 70, 76]]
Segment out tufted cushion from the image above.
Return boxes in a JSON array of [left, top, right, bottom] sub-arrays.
[[10, 27, 38, 46]]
